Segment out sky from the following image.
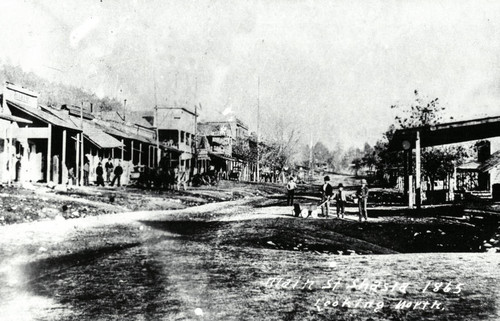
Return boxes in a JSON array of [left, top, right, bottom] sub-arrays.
[[1, 0, 500, 150]]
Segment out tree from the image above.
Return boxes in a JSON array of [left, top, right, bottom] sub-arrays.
[[421, 145, 470, 190], [369, 90, 469, 186], [340, 146, 363, 171], [391, 90, 444, 128], [313, 142, 331, 164], [351, 157, 364, 176], [232, 136, 256, 161], [260, 117, 301, 170]]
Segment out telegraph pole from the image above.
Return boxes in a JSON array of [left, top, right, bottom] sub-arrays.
[[80, 101, 84, 186], [154, 80, 160, 167], [256, 76, 260, 182], [309, 132, 313, 181], [123, 99, 127, 122], [192, 103, 198, 176]]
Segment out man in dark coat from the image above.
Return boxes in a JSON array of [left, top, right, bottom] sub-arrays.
[[321, 176, 333, 217], [334, 183, 347, 218], [111, 162, 124, 187], [95, 162, 105, 187]]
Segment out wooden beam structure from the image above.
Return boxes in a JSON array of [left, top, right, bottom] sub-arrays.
[[390, 114, 500, 209], [390, 115, 500, 151]]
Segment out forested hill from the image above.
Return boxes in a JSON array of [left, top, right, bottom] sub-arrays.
[[0, 64, 122, 111]]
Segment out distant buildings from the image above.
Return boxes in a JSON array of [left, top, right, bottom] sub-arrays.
[[198, 118, 257, 181]]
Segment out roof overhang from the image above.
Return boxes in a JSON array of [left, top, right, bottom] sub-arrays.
[[0, 113, 32, 123], [209, 152, 233, 161]]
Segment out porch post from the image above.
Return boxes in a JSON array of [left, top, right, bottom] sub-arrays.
[[7, 123, 13, 185], [415, 131, 422, 209], [3, 126, 7, 184], [76, 134, 80, 184], [408, 148, 414, 209], [139, 143, 142, 165], [62, 129, 67, 184], [80, 132, 84, 186], [403, 150, 409, 198], [47, 124, 52, 183], [131, 140, 134, 164], [148, 145, 151, 167]]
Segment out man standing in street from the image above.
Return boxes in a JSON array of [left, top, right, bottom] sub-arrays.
[[321, 176, 333, 217], [356, 179, 369, 222], [335, 183, 347, 218], [111, 161, 123, 187], [83, 160, 90, 186], [105, 158, 114, 183], [176, 166, 187, 191], [286, 176, 297, 206]]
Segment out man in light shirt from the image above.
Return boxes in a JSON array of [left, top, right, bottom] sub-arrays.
[[286, 176, 297, 206]]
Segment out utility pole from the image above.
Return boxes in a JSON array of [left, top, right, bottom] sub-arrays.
[[309, 132, 313, 181], [191, 76, 199, 175], [256, 76, 260, 182], [123, 99, 127, 122], [80, 101, 84, 186], [154, 80, 160, 167], [192, 103, 198, 176]]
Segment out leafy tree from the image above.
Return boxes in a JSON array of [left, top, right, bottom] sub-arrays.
[[340, 146, 363, 171], [312, 142, 331, 164], [232, 136, 255, 161], [370, 90, 469, 186], [351, 157, 364, 176], [422, 145, 470, 190], [391, 90, 444, 128]]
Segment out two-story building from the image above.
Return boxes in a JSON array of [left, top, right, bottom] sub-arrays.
[[198, 117, 256, 181], [147, 106, 197, 170]]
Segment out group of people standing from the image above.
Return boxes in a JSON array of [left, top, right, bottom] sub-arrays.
[[67, 158, 124, 187], [286, 175, 369, 222]]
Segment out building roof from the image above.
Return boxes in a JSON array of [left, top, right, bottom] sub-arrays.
[[457, 161, 481, 171], [208, 151, 234, 161], [67, 116, 123, 149], [478, 151, 500, 172], [97, 111, 155, 129], [92, 119, 156, 145], [61, 104, 95, 120], [5, 82, 38, 98], [7, 100, 81, 131], [157, 106, 198, 116]]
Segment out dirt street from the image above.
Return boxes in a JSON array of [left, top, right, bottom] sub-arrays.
[[0, 182, 499, 321]]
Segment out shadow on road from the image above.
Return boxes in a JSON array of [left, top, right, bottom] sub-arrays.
[[22, 242, 141, 284], [140, 220, 227, 236]]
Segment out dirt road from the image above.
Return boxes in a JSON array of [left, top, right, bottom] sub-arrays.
[[1, 195, 499, 321]]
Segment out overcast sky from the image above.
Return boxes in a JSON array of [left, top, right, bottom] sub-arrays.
[[1, 0, 500, 149]]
